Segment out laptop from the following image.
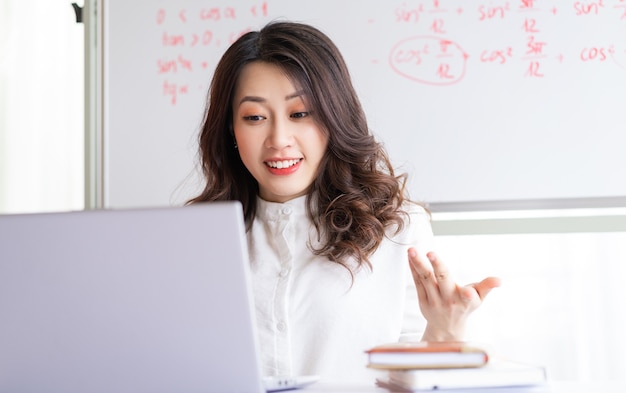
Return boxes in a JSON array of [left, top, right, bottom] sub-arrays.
[[0, 202, 317, 393]]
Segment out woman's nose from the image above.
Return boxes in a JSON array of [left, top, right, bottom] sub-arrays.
[[266, 117, 293, 150]]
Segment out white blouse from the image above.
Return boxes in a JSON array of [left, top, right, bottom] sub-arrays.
[[247, 195, 434, 383]]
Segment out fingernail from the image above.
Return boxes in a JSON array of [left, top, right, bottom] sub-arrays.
[[408, 248, 417, 258]]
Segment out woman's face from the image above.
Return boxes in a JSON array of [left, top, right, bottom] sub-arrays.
[[232, 61, 328, 203]]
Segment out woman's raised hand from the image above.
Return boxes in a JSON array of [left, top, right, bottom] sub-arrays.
[[408, 247, 501, 342]]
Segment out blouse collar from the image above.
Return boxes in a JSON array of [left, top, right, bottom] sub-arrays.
[[256, 194, 309, 222]]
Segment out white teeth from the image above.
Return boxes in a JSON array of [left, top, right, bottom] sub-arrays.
[[266, 159, 300, 169]]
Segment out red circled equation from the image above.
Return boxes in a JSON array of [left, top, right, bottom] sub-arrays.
[[389, 36, 468, 85]]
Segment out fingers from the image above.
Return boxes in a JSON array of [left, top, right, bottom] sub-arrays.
[[408, 248, 430, 302], [459, 277, 502, 302], [407, 248, 455, 300], [425, 251, 455, 295], [472, 276, 502, 300], [426, 251, 452, 280], [409, 248, 501, 304]]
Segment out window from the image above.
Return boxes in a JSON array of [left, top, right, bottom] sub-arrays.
[[0, 0, 84, 214]]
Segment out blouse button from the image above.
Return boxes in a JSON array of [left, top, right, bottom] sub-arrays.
[[281, 207, 292, 215], [277, 321, 287, 332], [279, 267, 290, 277]]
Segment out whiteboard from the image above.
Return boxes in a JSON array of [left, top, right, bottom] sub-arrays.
[[102, 0, 626, 211]]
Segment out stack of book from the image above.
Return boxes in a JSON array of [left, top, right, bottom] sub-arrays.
[[365, 341, 547, 391]]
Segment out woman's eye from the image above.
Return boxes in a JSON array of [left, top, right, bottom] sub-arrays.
[[291, 111, 309, 119], [243, 115, 265, 121]]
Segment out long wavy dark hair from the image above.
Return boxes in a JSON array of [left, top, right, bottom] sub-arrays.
[[188, 21, 414, 272]]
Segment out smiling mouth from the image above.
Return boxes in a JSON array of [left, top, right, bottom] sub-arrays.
[[265, 159, 302, 169]]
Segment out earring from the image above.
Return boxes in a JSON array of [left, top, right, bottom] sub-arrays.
[[230, 125, 237, 149]]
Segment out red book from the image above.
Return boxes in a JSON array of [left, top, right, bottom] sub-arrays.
[[365, 341, 489, 370]]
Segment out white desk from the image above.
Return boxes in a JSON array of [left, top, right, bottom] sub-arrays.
[[304, 380, 626, 392]]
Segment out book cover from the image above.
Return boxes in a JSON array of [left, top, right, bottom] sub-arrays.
[[366, 341, 489, 370], [379, 358, 547, 391]]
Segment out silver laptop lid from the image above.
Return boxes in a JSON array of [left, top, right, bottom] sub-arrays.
[[0, 202, 264, 393]]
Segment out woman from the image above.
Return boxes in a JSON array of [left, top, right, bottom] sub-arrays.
[[188, 21, 500, 383]]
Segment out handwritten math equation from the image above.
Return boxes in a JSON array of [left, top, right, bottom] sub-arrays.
[[152, 0, 626, 105], [156, 2, 269, 105], [389, 0, 626, 85]]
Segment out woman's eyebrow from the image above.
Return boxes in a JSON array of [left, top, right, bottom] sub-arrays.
[[238, 95, 265, 105], [238, 90, 305, 106]]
